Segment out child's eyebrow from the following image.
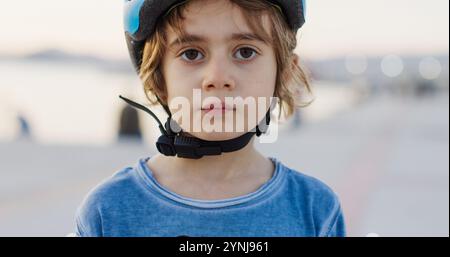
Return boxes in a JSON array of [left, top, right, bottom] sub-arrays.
[[169, 33, 269, 48]]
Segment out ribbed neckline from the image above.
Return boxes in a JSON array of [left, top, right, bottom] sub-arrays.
[[135, 156, 286, 209]]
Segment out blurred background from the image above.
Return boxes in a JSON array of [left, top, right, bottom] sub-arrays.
[[0, 0, 448, 236]]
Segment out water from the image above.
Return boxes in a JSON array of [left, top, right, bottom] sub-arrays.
[[0, 60, 148, 144]]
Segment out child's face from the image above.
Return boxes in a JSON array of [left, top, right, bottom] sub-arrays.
[[162, 0, 277, 141]]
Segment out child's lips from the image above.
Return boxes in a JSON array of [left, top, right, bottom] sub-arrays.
[[201, 102, 236, 112]]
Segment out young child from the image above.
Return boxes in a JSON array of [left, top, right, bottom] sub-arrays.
[[74, 0, 346, 237]]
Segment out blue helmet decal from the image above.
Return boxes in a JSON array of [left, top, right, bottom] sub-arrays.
[[124, 0, 146, 35], [302, 0, 306, 19]]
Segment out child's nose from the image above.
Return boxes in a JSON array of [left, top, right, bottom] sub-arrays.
[[201, 58, 236, 91]]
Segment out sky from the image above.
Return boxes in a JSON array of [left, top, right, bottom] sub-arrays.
[[0, 0, 448, 60]]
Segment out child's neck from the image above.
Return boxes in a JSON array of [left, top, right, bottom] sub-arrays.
[[173, 138, 261, 180], [147, 138, 275, 199]]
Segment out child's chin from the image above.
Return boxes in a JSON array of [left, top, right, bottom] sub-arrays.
[[190, 131, 248, 142]]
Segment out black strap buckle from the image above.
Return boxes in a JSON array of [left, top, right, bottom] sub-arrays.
[[174, 136, 222, 159]]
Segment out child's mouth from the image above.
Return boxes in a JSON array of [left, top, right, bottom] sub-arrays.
[[201, 103, 236, 114]]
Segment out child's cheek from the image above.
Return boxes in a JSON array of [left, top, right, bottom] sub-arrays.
[[165, 65, 199, 97], [238, 70, 276, 98]]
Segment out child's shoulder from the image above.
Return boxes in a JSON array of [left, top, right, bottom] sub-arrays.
[[75, 163, 140, 236], [277, 160, 337, 194], [275, 159, 345, 236], [76, 160, 143, 215], [275, 159, 341, 209]]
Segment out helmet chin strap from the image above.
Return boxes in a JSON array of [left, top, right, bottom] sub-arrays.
[[119, 95, 271, 159]]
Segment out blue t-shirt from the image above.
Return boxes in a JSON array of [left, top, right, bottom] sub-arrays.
[[74, 157, 346, 237]]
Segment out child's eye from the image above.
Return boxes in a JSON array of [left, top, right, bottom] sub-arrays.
[[234, 47, 258, 61], [179, 47, 258, 63], [180, 49, 204, 62]]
